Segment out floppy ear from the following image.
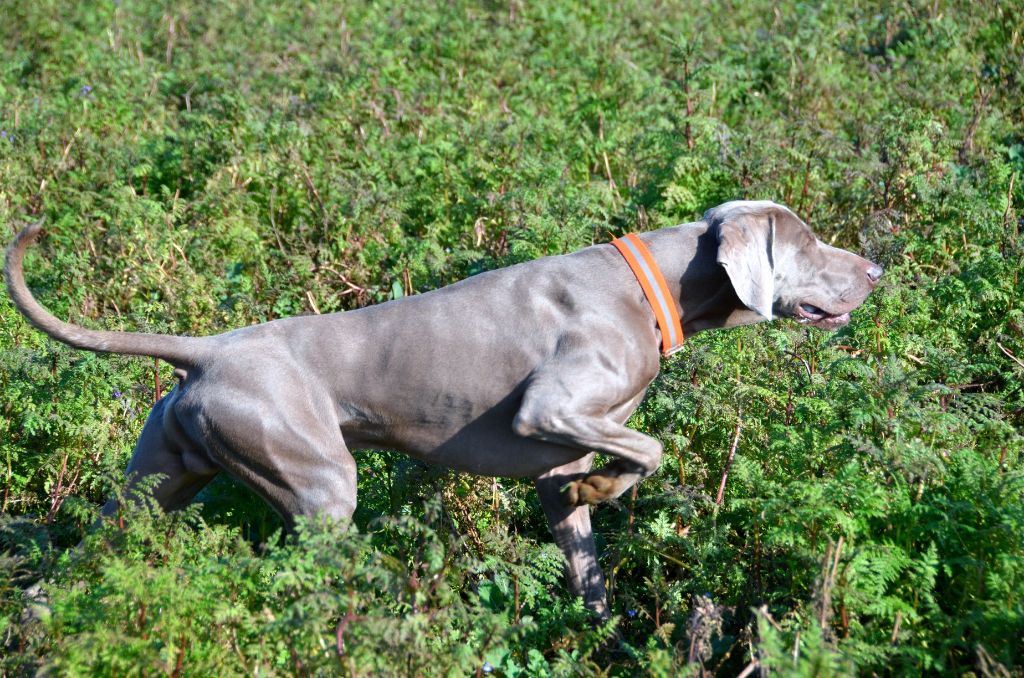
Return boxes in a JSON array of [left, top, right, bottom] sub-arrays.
[[712, 208, 776, 320]]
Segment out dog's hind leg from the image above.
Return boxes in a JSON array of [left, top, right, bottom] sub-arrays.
[[21, 395, 216, 622], [200, 407, 359, 529], [535, 454, 609, 618], [102, 392, 219, 518]]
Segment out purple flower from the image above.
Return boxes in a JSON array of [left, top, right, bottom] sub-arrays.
[[112, 390, 123, 400], [79, 85, 93, 97], [482, 663, 493, 674], [627, 609, 637, 618]]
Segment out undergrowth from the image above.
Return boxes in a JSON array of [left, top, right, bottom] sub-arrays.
[[1, 0, 1022, 675]]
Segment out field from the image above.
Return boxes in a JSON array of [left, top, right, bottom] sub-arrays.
[[1, 0, 1022, 675]]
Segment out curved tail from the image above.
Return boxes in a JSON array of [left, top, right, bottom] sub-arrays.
[[5, 223, 209, 367]]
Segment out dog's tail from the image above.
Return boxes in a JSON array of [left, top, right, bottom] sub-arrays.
[[5, 223, 209, 367]]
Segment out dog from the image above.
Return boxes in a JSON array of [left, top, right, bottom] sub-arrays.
[[5, 200, 882, 617]]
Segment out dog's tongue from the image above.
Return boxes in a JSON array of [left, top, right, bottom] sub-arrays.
[[810, 313, 850, 330]]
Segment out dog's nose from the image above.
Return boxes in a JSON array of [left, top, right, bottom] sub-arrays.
[[866, 263, 884, 284]]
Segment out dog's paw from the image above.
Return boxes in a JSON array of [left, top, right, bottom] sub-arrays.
[[563, 474, 617, 506]]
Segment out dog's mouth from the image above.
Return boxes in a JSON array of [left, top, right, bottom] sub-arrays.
[[794, 303, 851, 330]]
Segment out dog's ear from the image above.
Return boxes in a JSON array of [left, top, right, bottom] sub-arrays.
[[708, 203, 776, 320]]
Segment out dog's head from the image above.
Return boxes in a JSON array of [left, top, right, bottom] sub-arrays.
[[706, 201, 882, 330]]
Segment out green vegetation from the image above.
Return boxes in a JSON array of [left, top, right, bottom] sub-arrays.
[[2, 0, 1022, 674]]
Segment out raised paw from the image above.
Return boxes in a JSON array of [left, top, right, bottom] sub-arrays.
[[563, 473, 618, 506]]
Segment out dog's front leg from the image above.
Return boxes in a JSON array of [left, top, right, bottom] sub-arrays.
[[534, 455, 609, 618], [514, 383, 663, 505]]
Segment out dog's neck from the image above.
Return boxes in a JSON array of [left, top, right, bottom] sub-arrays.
[[641, 223, 766, 337]]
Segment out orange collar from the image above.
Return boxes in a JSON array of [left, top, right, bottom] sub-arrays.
[[611, 233, 684, 356]]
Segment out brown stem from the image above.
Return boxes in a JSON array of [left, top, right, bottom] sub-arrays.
[[1003, 172, 1017, 236], [959, 85, 992, 164], [890, 610, 903, 644], [627, 484, 638, 537], [154, 358, 162, 402], [816, 536, 845, 638], [514, 573, 521, 625], [736, 660, 759, 678], [683, 56, 694, 150], [715, 412, 743, 506], [171, 633, 187, 677], [597, 114, 621, 201], [137, 600, 146, 638], [165, 15, 176, 66], [46, 453, 68, 523], [797, 154, 813, 213]]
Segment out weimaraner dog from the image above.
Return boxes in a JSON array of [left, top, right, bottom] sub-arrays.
[[5, 200, 881, 617]]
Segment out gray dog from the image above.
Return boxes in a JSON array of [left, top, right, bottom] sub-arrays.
[[5, 200, 881, 617]]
